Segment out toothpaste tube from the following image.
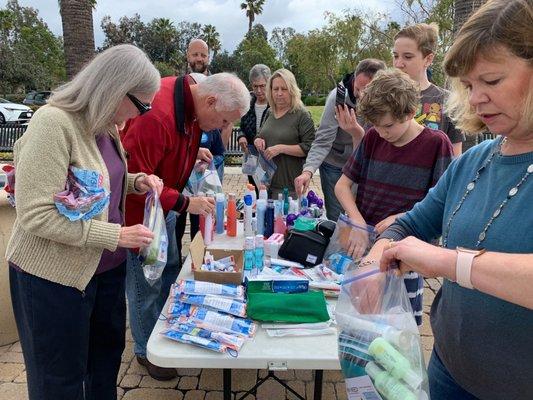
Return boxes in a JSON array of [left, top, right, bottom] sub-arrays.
[[173, 280, 245, 300], [269, 258, 304, 269], [266, 327, 337, 337], [179, 294, 247, 317]]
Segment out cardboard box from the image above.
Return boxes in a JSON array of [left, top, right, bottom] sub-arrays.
[[189, 232, 244, 285]]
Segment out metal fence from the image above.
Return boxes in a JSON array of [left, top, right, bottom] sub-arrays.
[[0, 124, 27, 152], [0, 123, 496, 159]]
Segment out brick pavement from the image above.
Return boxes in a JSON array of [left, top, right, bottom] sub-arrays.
[[0, 167, 441, 400]]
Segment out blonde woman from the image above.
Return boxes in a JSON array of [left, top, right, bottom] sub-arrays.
[[254, 68, 315, 197], [393, 23, 465, 156], [364, 1, 533, 398], [7, 44, 163, 400]]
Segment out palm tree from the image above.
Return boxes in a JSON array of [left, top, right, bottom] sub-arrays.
[[58, 0, 96, 79], [453, 0, 487, 34], [201, 24, 221, 60], [240, 0, 266, 34]]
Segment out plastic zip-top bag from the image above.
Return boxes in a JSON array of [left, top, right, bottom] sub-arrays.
[[138, 190, 168, 285], [335, 261, 429, 400], [323, 214, 378, 272], [245, 144, 277, 188], [184, 160, 223, 196]]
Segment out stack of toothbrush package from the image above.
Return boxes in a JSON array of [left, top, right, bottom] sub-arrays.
[[160, 280, 257, 355], [336, 262, 429, 400]]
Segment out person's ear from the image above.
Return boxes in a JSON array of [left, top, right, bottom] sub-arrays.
[[425, 53, 435, 68], [206, 95, 217, 108]]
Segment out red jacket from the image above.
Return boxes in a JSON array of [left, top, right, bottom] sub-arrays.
[[122, 76, 201, 227]]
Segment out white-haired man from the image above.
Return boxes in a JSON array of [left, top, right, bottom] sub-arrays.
[[121, 73, 250, 380]]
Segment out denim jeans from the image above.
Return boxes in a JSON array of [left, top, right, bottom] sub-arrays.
[[319, 162, 344, 221], [428, 349, 480, 400], [125, 210, 180, 357], [10, 262, 126, 400]]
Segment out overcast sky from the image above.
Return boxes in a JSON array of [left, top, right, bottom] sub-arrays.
[[14, 0, 398, 52]]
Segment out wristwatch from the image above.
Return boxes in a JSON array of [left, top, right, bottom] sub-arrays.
[[455, 247, 486, 289]]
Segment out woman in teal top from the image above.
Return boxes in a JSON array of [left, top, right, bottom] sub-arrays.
[[363, 1, 533, 399]]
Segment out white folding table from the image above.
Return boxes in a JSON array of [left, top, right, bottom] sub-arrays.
[[147, 226, 341, 400]]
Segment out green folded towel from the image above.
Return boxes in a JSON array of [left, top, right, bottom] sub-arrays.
[[247, 290, 330, 323]]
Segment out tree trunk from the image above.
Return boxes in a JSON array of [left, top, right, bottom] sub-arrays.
[[59, 0, 95, 79], [453, 0, 487, 34], [453, 0, 487, 151], [248, 17, 253, 33]]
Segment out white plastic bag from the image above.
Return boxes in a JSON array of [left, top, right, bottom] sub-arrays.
[[138, 191, 168, 285], [336, 262, 429, 400]]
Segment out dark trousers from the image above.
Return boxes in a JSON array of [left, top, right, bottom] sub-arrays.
[[176, 211, 200, 244], [9, 262, 127, 400], [428, 349, 480, 400]]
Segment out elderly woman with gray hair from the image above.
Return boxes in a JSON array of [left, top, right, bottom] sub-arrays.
[[238, 64, 272, 153], [6, 44, 163, 400]]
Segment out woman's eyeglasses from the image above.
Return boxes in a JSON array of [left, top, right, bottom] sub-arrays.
[[127, 93, 152, 115]]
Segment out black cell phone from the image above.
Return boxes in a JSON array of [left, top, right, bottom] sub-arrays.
[[335, 84, 346, 107]]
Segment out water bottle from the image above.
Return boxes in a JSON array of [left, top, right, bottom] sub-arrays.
[[215, 193, 225, 234], [256, 198, 267, 237], [264, 200, 275, 238], [244, 194, 253, 237]]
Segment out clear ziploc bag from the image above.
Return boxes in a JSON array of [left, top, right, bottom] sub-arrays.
[[323, 214, 378, 272], [245, 144, 277, 187], [335, 262, 429, 400], [242, 151, 259, 175], [184, 160, 223, 196], [138, 191, 168, 285]]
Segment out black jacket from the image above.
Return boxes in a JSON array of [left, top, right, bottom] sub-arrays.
[[238, 93, 270, 143]]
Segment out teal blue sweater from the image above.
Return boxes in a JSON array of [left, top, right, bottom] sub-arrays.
[[382, 138, 533, 400]]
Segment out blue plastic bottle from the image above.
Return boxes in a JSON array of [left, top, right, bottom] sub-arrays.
[[283, 188, 289, 215], [254, 235, 264, 275], [215, 193, 225, 234], [244, 236, 255, 272], [256, 199, 267, 236], [264, 200, 275, 238]]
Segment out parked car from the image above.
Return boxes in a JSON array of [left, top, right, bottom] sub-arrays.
[[23, 91, 51, 106], [0, 98, 33, 124]]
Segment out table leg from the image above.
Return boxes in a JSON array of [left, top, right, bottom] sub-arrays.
[[223, 369, 232, 400], [313, 370, 323, 400]]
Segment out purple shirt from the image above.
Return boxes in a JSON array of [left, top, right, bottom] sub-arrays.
[[95, 133, 127, 274]]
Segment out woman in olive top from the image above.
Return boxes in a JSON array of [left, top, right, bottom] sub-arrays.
[[254, 68, 315, 198], [6, 44, 163, 400]]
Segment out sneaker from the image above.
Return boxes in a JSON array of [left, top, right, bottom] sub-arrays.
[[136, 355, 178, 381]]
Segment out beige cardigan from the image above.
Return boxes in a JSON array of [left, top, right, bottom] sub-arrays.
[[6, 105, 145, 291]]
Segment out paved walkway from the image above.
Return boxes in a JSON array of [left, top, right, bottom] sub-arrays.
[[0, 168, 440, 400]]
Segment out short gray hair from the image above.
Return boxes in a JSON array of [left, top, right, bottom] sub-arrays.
[[249, 64, 271, 84], [196, 73, 250, 117], [48, 44, 160, 135]]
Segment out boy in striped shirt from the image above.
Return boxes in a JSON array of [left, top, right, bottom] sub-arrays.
[[334, 69, 454, 324]]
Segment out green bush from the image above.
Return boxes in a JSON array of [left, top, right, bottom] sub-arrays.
[[303, 96, 317, 106], [316, 96, 327, 106]]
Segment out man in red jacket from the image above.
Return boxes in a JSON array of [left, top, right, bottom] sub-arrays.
[[122, 72, 250, 379]]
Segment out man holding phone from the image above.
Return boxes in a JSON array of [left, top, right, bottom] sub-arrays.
[[294, 58, 386, 221]]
